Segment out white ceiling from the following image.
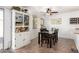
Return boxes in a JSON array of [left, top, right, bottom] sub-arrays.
[[1, 6, 79, 13], [23, 6, 79, 16], [1, 6, 79, 15], [27, 6, 79, 13]]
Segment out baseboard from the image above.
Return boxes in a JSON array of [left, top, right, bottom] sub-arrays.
[[59, 37, 74, 40]]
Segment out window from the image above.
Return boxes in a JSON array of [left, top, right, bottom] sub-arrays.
[[70, 17, 79, 24]]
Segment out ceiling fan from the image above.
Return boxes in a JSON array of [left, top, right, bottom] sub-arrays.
[[46, 8, 58, 15]]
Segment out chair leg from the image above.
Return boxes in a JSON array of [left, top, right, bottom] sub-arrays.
[[47, 39, 49, 48], [55, 36, 58, 43], [41, 40, 43, 47], [53, 38, 55, 46], [49, 39, 52, 48], [38, 33, 40, 44], [41, 43, 42, 47]]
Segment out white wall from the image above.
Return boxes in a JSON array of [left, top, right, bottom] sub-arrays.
[[0, 9, 3, 37], [4, 8, 11, 49], [0, 9, 3, 50], [43, 11, 79, 39], [28, 9, 40, 40]]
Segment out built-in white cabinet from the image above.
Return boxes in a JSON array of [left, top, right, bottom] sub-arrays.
[[11, 9, 43, 49], [12, 10, 31, 49]]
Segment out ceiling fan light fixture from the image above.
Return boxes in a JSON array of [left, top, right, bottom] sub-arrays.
[[46, 8, 52, 15], [47, 8, 51, 13]]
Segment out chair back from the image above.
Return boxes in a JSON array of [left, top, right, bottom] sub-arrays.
[[40, 32, 49, 40], [40, 28, 49, 32], [55, 29, 58, 33], [54, 29, 58, 36]]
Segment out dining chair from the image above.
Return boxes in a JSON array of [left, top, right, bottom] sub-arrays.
[[40, 32, 50, 48], [38, 28, 49, 46], [40, 28, 49, 32], [50, 29, 58, 46]]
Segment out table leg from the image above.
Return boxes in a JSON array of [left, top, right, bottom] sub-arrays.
[[50, 38, 52, 48], [38, 33, 40, 44]]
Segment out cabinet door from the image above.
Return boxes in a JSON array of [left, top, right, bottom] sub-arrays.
[[15, 33, 23, 49], [15, 32, 30, 49], [15, 13, 23, 26], [23, 32, 30, 44], [24, 15, 29, 26]]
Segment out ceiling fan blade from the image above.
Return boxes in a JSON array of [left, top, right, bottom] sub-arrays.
[[51, 11, 58, 13]]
